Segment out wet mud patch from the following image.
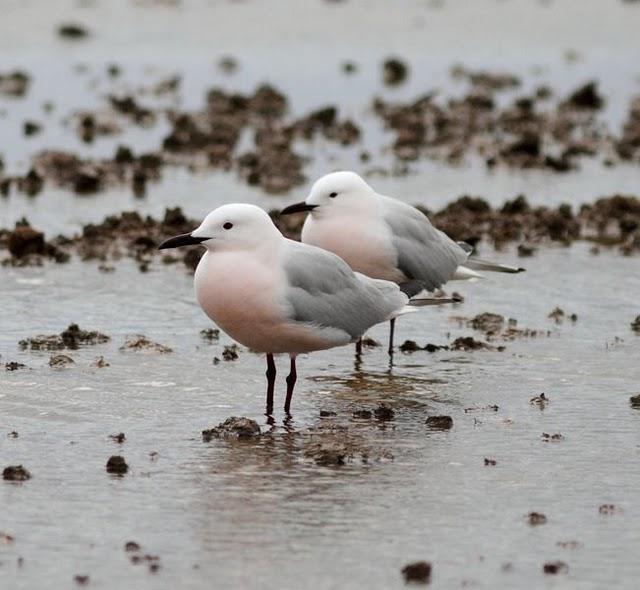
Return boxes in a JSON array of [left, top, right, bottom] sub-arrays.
[[119, 335, 172, 353], [5, 361, 27, 371], [106, 455, 129, 475], [0, 70, 30, 97], [202, 417, 261, 441], [201, 414, 394, 468], [401, 560, 432, 584], [19, 324, 109, 351], [3, 465, 31, 481], [301, 422, 393, 466], [49, 354, 75, 367], [3, 192, 640, 273]]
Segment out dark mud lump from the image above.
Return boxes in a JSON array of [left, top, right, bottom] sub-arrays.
[[202, 417, 261, 441], [401, 561, 432, 584], [106, 455, 129, 475], [3, 465, 31, 481]]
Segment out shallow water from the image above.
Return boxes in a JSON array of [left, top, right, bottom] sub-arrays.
[[2, 1, 640, 589], [2, 244, 639, 589]]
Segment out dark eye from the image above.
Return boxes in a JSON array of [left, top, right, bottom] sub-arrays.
[[329, 192, 337, 198], [223, 222, 233, 230]]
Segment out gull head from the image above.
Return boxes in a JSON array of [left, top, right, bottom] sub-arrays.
[[280, 171, 375, 218], [158, 203, 280, 252]]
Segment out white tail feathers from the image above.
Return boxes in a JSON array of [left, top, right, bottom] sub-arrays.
[[453, 265, 483, 281]]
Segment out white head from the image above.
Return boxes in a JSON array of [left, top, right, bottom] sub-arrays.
[[158, 203, 281, 252], [280, 171, 377, 218]]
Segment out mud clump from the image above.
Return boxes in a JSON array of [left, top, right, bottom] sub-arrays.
[[462, 68, 521, 91], [599, 504, 620, 515], [527, 512, 547, 526], [517, 244, 537, 257], [0, 70, 30, 97], [20, 324, 110, 351], [382, 58, 409, 86], [302, 423, 392, 466], [57, 23, 90, 39], [451, 337, 503, 352], [119, 335, 172, 353], [401, 561, 432, 584], [94, 356, 109, 368], [399, 340, 422, 353], [3, 465, 31, 481], [484, 458, 497, 466], [200, 328, 220, 342], [5, 224, 68, 265], [109, 433, 126, 444], [72, 207, 196, 269], [125, 541, 160, 573], [541, 432, 564, 442], [352, 409, 373, 420], [543, 561, 568, 575], [222, 344, 239, 361], [399, 340, 447, 353], [563, 81, 603, 110], [11, 192, 639, 272], [374, 403, 395, 421], [23, 121, 42, 137], [5, 362, 26, 371], [425, 416, 453, 430], [630, 394, 640, 409], [106, 455, 128, 475], [464, 404, 499, 413], [73, 575, 90, 586], [49, 354, 75, 367], [616, 96, 640, 161], [631, 316, 640, 332], [306, 441, 356, 466], [548, 307, 573, 324], [469, 312, 505, 334], [130, 553, 161, 573], [109, 95, 155, 126], [202, 417, 261, 441], [530, 393, 550, 409], [373, 76, 614, 173]]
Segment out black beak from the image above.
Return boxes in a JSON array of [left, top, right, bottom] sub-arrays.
[[158, 233, 208, 250], [280, 202, 318, 215]]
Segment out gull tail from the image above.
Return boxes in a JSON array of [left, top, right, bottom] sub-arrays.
[[398, 280, 463, 307], [452, 266, 483, 280], [463, 258, 525, 274], [408, 293, 463, 307]]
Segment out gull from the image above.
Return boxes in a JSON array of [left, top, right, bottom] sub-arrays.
[[158, 204, 455, 416], [281, 171, 524, 354]]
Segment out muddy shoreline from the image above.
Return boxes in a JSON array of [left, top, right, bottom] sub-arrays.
[[2, 1, 640, 589]]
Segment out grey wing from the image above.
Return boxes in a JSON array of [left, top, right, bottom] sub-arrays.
[[283, 241, 407, 340], [381, 195, 469, 291]]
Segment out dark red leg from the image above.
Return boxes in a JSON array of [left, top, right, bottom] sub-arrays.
[[388, 318, 396, 356], [284, 355, 297, 415], [265, 353, 276, 416], [355, 337, 363, 355]]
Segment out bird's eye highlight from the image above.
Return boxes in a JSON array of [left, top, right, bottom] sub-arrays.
[[223, 222, 233, 230], [329, 192, 337, 198]]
